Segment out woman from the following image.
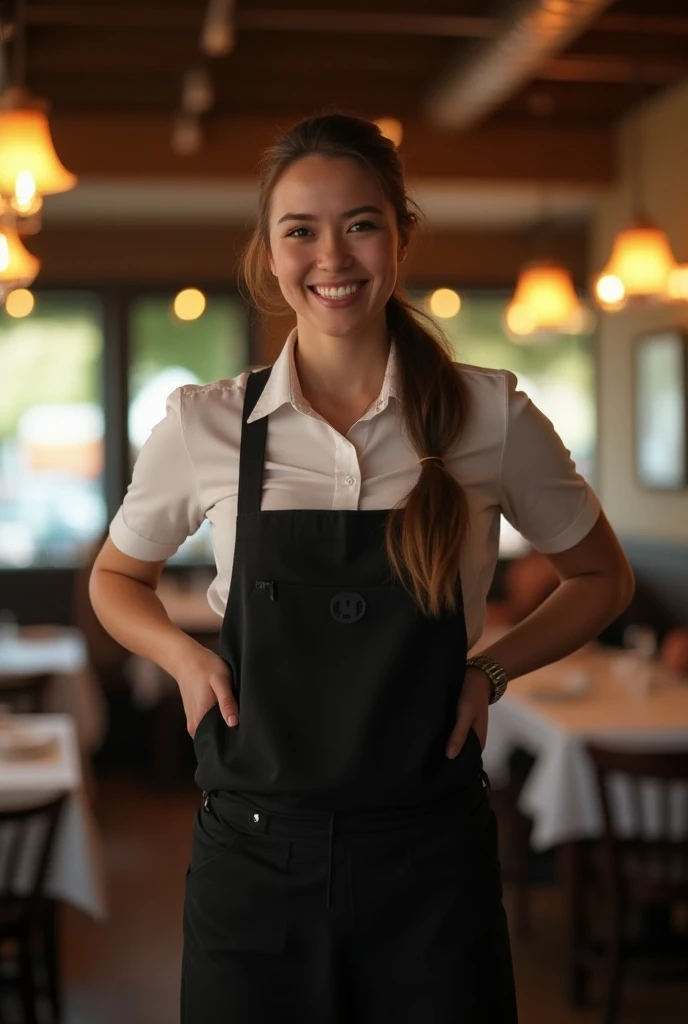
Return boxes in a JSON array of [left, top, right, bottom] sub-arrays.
[[90, 113, 634, 1022]]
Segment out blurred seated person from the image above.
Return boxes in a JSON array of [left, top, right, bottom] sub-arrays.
[[658, 627, 688, 676], [485, 548, 559, 626]]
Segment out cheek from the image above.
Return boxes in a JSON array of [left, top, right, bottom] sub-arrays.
[[272, 246, 308, 289]]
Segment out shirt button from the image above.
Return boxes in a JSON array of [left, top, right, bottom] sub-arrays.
[[344, 476, 356, 486]]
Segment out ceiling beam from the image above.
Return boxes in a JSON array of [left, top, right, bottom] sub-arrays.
[[48, 114, 615, 186], [425, 0, 616, 131], [21, 5, 688, 37], [540, 54, 688, 85]]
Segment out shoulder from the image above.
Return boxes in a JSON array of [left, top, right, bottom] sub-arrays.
[[452, 361, 518, 428]]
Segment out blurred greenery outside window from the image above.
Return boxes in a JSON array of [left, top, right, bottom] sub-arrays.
[[0, 293, 105, 568], [0, 290, 249, 570], [411, 290, 596, 556], [128, 295, 249, 566]]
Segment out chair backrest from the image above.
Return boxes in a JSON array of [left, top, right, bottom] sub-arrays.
[[0, 794, 68, 904], [0, 674, 51, 713], [586, 745, 688, 900]]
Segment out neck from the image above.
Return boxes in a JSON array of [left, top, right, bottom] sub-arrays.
[[293, 315, 391, 409]]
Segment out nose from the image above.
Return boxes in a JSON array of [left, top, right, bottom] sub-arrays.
[[316, 231, 353, 272]]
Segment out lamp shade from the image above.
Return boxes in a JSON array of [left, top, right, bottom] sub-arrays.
[[0, 88, 77, 202], [508, 260, 582, 331], [601, 222, 677, 298], [0, 221, 40, 291]]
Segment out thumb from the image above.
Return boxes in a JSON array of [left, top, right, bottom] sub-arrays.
[[446, 702, 472, 760], [210, 667, 239, 727]]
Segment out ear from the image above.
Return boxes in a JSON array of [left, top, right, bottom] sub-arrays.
[[264, 241, 277, 277], [398, 223, 414, 265]]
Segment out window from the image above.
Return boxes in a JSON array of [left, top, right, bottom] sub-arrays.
[[412, 290, 597, 555], [128, 293, 249, 564], [0, 293, 105, 567]]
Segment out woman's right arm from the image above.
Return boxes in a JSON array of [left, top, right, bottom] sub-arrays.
[[89, 538, 239, 735]]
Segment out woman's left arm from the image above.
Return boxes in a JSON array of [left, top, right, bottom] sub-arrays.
[[446, 511, 634, 758]]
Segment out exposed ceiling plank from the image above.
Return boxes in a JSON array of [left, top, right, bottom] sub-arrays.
[[24, 6, 688, 37], [24, 4, 497, 37], [425, 0, 617, 130], [48, 114, 615, 185], [540, 54, 688, 84]]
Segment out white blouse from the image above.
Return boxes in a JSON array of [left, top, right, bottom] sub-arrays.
[[110, 329, 601, 649]]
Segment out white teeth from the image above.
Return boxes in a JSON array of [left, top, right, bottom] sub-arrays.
[[313, 283, 361, 299]]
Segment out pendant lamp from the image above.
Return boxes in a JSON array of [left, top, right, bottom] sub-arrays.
[[0, 0, 77, 219], [0, 219, 40, 302], [596, 70, 677, 304], [506, 260, 583, 335]]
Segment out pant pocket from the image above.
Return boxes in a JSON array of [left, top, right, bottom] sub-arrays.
[[184, 827, 290, 956]]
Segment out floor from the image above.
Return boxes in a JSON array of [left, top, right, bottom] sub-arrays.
[[18, 775, 688, 1023]]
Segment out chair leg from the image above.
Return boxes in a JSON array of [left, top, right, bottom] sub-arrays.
[[601, 890, 625, 1024], [562, 842, 589, 1007], [18, 934, 38, 1024], [43, 900, 62, 1022]]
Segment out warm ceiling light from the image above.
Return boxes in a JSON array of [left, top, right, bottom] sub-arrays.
[[599, 222, 677, 299], [200, 0, 236, 57], [182, 67, 214, 116], [173, 288, 206, 321], [594, 273, 626, 311], [505, 303, 538, 336], [509, 260, 582, 331], [428, 288, 461, 319], [0, 87, 77, 212], [667, 264, 688, 302], [374, 118, 404, 147], [0, 221, 40, 294], [4, 287, 34, 317], [171, 114, 203, 156]]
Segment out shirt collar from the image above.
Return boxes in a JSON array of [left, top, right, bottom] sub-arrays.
[[246, 327, 400, 423]]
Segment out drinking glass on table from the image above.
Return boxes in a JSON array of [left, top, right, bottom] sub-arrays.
[[619, 624, 658, 698]]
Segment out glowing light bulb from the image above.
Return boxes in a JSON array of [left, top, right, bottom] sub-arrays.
[[428, 288, 461, 319], [4, 288, 34, 317], [173, 288, 206, 321]]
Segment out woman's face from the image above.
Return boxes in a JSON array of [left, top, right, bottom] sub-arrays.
[[267, 154, 406, 341]]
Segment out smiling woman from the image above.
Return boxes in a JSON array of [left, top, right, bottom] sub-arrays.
[[91, 112, 632, 1024]]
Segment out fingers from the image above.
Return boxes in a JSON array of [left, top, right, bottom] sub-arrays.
[[210, 667, 239, 727], [446, 704, 472, 759]]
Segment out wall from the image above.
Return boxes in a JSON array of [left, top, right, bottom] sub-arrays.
[[591, 80, 688, 546]]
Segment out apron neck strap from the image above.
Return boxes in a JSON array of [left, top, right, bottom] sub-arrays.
[[237, 366, 272, 516]]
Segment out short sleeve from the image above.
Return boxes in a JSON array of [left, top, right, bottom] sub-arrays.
[[109, 388, 203, 561], [499, 372, 601, 554]]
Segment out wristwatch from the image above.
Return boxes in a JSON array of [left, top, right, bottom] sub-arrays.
[[466, 655, 509, 705]]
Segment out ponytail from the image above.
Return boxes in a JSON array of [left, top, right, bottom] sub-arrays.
[[385, 294, 470, 617]]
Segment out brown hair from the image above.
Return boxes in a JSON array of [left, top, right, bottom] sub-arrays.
[[239, 113, 470, 616]]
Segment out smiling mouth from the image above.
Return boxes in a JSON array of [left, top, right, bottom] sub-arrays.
[[308, 281, 368, 300]]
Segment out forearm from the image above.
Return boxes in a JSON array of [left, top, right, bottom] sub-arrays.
[[89, 569, 200, 678], [478, 573, 632, 681]]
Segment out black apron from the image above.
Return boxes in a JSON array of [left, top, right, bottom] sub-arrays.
[[182, 367, 518, 1022]]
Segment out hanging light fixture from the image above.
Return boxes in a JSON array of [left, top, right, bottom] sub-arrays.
[[0, 219, 40, 304], [0, 1, 77, 221], [596, 66, 677, 305], [506, 260, 583, 333]]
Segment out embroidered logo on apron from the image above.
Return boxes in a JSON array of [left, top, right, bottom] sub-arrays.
[[330, 592, 366, 624]]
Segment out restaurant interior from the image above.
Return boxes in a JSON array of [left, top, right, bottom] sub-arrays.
[[0, 0, 687, 1021]]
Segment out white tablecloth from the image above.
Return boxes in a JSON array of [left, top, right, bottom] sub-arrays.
[[0, 628, 107, 752], [0, 714, 107, 919], [482, 647, 688, 850]]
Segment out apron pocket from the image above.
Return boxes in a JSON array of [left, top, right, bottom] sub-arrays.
[[185, 826, 290, 957]]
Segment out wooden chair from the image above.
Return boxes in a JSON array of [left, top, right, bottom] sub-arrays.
[[0, 794, 68, 1023], [0, 675, 51, 715], [573, 746, 688, 1024]]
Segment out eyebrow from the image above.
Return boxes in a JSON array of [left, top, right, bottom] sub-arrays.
[[277, 205, 384, 225]]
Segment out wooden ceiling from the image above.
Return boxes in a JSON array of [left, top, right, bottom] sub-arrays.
[[0, 0, 685, 123]]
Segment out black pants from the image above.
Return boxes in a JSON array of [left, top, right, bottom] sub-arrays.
[[181, 787, 518, 1023]]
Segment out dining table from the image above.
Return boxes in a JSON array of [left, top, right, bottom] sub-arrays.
[[481, 642, 688, 848], [0, 712, 108, 920], [0, 626, 108, 753]]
